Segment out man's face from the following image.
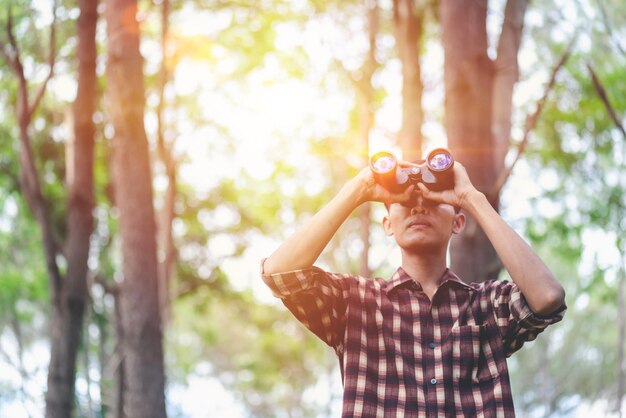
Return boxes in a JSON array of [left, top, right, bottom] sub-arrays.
[[382, 193, 465, 253]]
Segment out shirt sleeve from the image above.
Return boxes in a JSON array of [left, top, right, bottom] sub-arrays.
[[488, 279, 566, 357], [261, 259, 349, 349]]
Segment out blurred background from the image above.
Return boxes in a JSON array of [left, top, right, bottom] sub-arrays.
[[0, 0, 625, 417]]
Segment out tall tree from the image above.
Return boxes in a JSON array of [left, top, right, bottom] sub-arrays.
[[105, 0, 167, 416], [440, 0, 528, 282], [46, 1, 99, 417], [354, 0, 378, 278], [155, 0, 177, 324], [0, 2, 98, 416], [393, 0, 424, 162]]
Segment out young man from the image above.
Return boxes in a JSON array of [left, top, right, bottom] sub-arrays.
[[261, 158, 566, 417]]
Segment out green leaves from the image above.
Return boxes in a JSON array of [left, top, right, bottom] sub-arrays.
[[511, 1, 626, 414]]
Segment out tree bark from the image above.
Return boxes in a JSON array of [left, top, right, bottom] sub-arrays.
[[393, 0, 424, 162], [105, 0, 167, 416], [492, 0, 528, 176], [46, 1, 99, 417], [113, 291, 127, 418], [355, 0, 378, 278], [156, 0, 177, 324], [617, 261, 625, 418], [441, 0, 527, 283], [0, 4, 95, 418]]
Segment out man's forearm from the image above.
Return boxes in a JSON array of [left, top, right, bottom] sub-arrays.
[[463, 192, 566, 315], [263, 179, 366, 275]]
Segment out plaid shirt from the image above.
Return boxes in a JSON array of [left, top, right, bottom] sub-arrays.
[[262, 263, 566, 418]]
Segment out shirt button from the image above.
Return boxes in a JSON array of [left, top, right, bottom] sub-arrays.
[[430, 378, 437, 385], [429, 342, 436, 349]]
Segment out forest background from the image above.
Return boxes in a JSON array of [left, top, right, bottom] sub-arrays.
[[0, 0, 625, 417]]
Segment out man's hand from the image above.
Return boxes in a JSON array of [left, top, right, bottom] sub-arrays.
[[352, 162, 417, 206], [415, 162, 482, 210]]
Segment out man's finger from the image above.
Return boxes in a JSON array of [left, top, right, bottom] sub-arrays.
[[417, 183, 445, 204], [417, 183, 431, 196]]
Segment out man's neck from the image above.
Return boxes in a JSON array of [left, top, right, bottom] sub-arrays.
[[400, 248, 448, 290]]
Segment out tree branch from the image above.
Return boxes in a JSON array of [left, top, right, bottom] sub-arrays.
[[0, 22, 16, 70], [598, 0, 626, 57], [489, 37, 575, 200], [4, 9, 22, 71], [4, 8, 30, 122], [28, 0, 58, 120], [3, 5, 64, 304], [587, 63, 626, 139]]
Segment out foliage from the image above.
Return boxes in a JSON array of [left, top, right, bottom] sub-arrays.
[[503, 0, 626, 415]]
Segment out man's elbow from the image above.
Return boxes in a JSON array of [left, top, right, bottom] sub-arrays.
[[262, 257, 278, 276], [532, 287, 566, 317]]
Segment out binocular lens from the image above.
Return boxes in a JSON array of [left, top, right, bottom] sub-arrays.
[[370, 148, 454, 193], [371, 154, 396, 174], [428, 151, 453, 171]]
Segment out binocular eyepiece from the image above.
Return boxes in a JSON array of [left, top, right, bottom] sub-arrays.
[[370, 148, 455, 193]]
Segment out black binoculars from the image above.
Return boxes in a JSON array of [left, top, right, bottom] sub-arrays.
[[369, 148, 455, 193]]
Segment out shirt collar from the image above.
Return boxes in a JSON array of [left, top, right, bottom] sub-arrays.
[[383, 266, 474, 294]]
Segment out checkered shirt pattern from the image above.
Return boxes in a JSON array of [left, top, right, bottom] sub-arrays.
[[261, 263, 566, 418]]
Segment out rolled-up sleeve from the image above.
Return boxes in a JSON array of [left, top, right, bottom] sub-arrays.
[[489, 279, 566, 357], [261, 259, 350, 348]]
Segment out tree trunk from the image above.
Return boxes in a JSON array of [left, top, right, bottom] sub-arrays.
[[355, 0, 378, 278], [156, 0, 177, 324], [113, 292, 127, 418], [441, 0, 527, 283], [0, 4, 91, 418], [105, 0, 167, 416], [617, 261, 625, 418], [157, 157, 176, 323], [492, 0, 528, 177], [393, 0, 424, 162], [45, 2, 98, 417]]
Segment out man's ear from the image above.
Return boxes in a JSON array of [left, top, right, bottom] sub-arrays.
[[451, 212, 465, 235], [382, 214, 394, 236]]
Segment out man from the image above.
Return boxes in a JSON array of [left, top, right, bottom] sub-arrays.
[[261, 157, 566, 417]]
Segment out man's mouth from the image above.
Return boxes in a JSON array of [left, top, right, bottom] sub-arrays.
[[407, 218, 431, 229]]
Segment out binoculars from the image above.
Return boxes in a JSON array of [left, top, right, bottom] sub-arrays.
[[369, 148, 455, 193]]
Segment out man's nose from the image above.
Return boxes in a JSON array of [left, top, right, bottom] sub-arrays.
[[410, 194, 427, 214]]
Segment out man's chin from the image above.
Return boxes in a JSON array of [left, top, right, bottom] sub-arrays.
[[401, 240, 442, 254]]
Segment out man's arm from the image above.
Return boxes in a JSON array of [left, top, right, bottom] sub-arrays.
[[464, 192, 565, 315], [264, 166, 415, 275], [418, 164, 566, 316]]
